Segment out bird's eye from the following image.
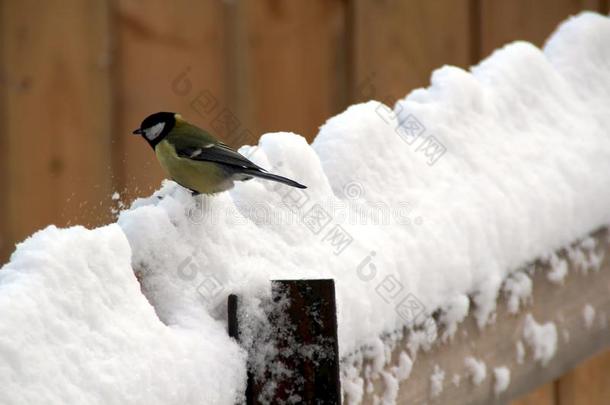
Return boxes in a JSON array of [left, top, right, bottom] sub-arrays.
[[144, 122, 165, 141]]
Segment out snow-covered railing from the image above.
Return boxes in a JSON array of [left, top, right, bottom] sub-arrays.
[[225, 230, 609, 404], [348, 228, 609, 404]]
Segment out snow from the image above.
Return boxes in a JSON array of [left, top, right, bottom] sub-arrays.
[[380, 371, 399, 404], [464, 357, 487, 386], [430, 364, 445, 398], [110, 192, 126, 217], [342, 365, 364, 404], [567, 238, 605, 274], [503, 272, 532, 314], [516, 340, 526, 364], [547, 253, 568, 284], [583, 304, 596, 329], [0, 226, 246, 405], [546, 236, 605, 283], [0, 11, 609, 405], [394, 351, 413, 380], [493, 367, 511, 396], [523, 314, 558, 366], [439, 294, 470, 341]]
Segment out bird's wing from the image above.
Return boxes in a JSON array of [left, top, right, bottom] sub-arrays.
[[167, 123, 265, 171]]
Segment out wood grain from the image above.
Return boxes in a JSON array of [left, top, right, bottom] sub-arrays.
[[0, 0, 7, 262], [511, 383, 556, 405], [113, 0, 227, 201], [480, 0, 600, 58], [350, 0, 471, 106], [230, 0, 347, 143], [555, 350, 610, 405], [1, 0, 113, 261]]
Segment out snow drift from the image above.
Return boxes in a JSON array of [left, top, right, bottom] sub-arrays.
[[0, 226, 245, 404], [1, 11, 609, 405]]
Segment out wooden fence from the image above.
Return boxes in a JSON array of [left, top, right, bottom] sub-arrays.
[[1, 1, 609, 403]]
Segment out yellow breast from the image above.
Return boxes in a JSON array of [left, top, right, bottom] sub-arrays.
[[154, 140, 233, 194]]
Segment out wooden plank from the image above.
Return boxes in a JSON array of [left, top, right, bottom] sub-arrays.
[[0, 0, 7, 264], [350, 0, 471, 106], [2, 0, 113, 259], [480, 0, 600, 58], [556, 350, 610, 405], [0, 0, 7, 263], [228, 0, 347, 142], [510, 384, 556, 405], [357, 228, 610, 404], [227, 294, 239, 340], [113, 0, 226, 200]]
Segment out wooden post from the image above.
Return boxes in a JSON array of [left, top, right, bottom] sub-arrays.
[[227, 294, 239, 340], [228, 279, 341, 404]]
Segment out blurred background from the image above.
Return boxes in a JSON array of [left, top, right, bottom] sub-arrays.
[[1, 0, 609, 403]]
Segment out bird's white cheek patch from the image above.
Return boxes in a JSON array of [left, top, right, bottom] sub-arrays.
[[145, 122, 165, 141]]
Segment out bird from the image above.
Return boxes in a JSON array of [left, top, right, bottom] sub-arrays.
[[132, 112, 307, 195]]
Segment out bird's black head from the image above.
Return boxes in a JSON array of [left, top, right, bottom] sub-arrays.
[[132, 112, 177, 148]]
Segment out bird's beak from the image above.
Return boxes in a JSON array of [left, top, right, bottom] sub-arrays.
[[132, 128, 143, 135]]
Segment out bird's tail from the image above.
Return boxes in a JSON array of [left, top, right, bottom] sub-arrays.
[[240, 168, 307, 189]]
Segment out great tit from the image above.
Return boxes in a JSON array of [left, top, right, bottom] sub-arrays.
[[133, 112, 307, 195]]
